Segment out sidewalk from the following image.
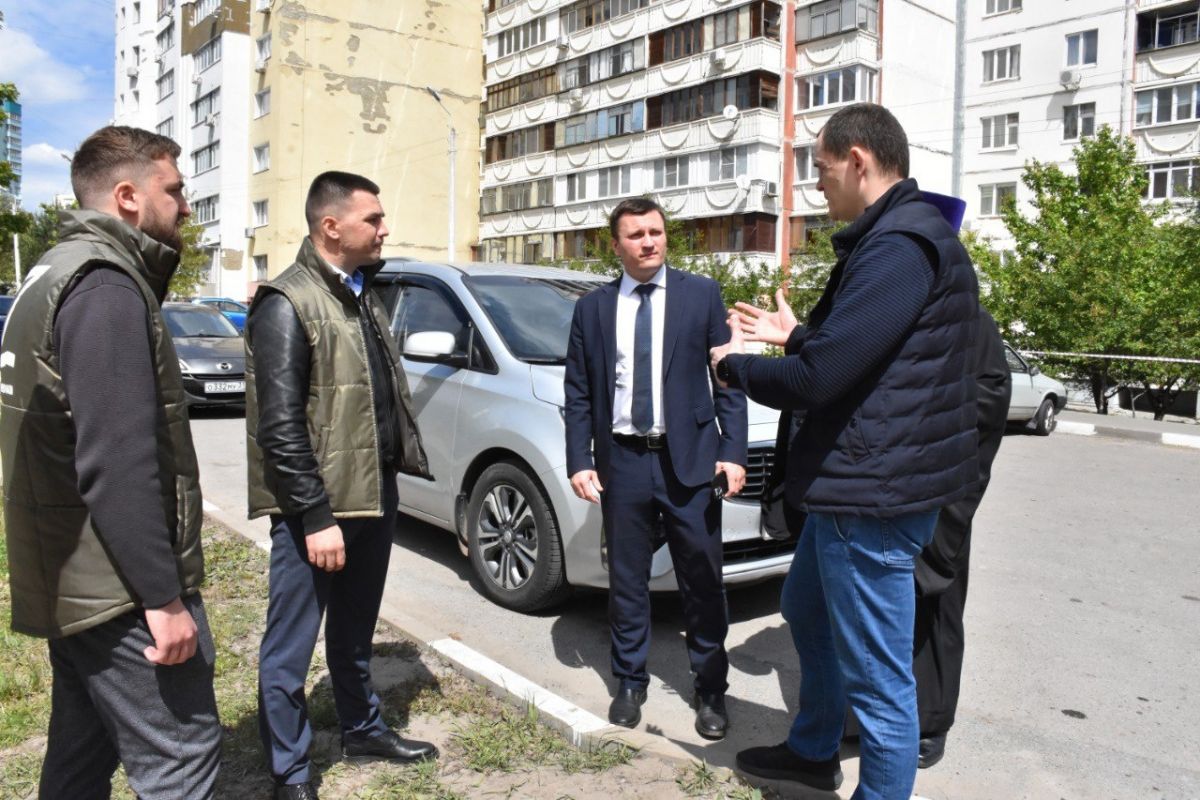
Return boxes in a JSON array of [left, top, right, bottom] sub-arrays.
[[1056, 405, 1200, 449]]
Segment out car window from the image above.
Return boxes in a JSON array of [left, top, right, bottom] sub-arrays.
[[465, 276, 599, 363], [163, 307, 241, 338], [1004, 346, 1027, 373], [392, 283, 469, 354], [0, 296, 14, 314]]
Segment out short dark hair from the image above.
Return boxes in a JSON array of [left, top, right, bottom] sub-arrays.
[[819, 103, 909, 179], [305, 170, 381, 229], [608, 197, 667, 239], [70, 126, 182, 207]]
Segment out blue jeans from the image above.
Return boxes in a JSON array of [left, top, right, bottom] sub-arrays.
[[781, 510, 938, 800]]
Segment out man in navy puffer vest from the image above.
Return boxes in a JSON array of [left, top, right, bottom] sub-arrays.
[[710, 103, 980, 800]]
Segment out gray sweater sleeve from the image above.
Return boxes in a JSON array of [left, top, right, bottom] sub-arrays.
[[54, 266, 180, 609]]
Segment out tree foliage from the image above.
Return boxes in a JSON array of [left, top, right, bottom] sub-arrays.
[[169, 217, 211, 299], [981, 125, 1200, 417], [0, 83, 29, 244]]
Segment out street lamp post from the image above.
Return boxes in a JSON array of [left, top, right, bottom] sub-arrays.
[[425, 86, 457, 263]]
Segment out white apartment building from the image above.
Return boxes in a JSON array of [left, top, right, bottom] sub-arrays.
[[114, 0, 252, 300], [480, 0, 789, 265]]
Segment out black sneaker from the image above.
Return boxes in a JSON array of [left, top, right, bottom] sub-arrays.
[[735, 741, 843, 792]]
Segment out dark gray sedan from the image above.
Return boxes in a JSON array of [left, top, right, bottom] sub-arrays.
[[162, 302, 245, 407]]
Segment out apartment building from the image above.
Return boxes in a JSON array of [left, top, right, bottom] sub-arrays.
[[478, 0, 960, 265], [0, 97, 20, 203], [114, 0, 252, 299]]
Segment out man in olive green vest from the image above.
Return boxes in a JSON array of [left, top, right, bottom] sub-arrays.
[[246, 171, 435, 800], [0, 126, 220, 798]]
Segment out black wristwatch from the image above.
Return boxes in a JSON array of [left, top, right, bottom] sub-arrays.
[[716, 357, 732, 383]]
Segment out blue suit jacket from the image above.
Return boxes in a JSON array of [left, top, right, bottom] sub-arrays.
[[563, 267, 748, 488]]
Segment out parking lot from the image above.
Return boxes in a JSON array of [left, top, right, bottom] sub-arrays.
[[191, 409, 1200, 799]]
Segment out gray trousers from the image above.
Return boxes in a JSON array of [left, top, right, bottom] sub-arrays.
[[39, 593, 221, 800]]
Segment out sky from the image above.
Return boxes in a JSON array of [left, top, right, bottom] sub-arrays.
[[0, 0, 116, 209]]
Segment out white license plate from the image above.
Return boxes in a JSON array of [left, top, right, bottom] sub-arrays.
[[204, 380, 245, 394]]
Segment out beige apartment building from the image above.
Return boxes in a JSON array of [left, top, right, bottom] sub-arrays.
[[244, 0, 484, 287]]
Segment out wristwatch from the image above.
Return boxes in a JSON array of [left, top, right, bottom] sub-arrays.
[[715, 357, 732, 383]]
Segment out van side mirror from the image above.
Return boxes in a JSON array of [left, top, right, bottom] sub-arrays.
[[403, 330, 466, 367]]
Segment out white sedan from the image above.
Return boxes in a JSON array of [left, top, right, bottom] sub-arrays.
[[1005, 344, 1068, 435]]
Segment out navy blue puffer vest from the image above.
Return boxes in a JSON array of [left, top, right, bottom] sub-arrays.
[[788, 179, 980, 516]]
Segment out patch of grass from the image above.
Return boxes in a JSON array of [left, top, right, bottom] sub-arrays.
[[0, 523, 53, 749], [353, 757, 465, 800], [677, 760, 766, 800], [0, 750, 42, 799], [452, 703, 635, 775]]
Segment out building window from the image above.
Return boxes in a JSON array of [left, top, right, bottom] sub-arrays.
[[798, 65, 876, 110], [1144, 159, 1200, 200], [252, 200, 269, 227], [486, 67, 557, 113], [653, 156, 690, 189], [1135, 82, 1198, 127], [191, 89, 220, 125], [195, 37, 221, 72], [254, 255, 268, 281], [192, 194, 219, 224], [559, 0, 652, 36], [979, 182, 1016, 216], [485, 122, 555, 163], [565, 172, 588, 202], [254, 88, 271, 118], [1137, 8, 1200, 52], [596, 165, 631, 198], [794, 145, 814, 182], [257, 34, 272, 62], [495, 16, 547, 58], [156, 117, 174, 139], [981, 113, 1018, 149], [985, 0, 1020, 15], [192, 142, 219, 174], [1066, 30, 1098, 66], [557, 101, 644, 146], [983, 45, 1020, 82], [1063, 102, 1095, 140], [193, 0, 219, 21], [156, 69, 174, 101], [253, 143, 270, 173], [648, 71, 778, 128], [712, 9, 739, 47], [709, 146, 748, 182], [562, 39, 642, 88], [481, 178, 554, 214], [796, 0, 878, 43], [156, 22, 174, 55]]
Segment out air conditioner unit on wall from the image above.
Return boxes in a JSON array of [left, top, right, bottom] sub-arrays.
[[256, 0, 271, 11], [244, 227, 256, 239], [557, 32, 570, 50], [204, 112, 218, 127], [709, 49, 727, 71], [254, 58, 267, 73], [126, 65, 139, 77], [568, 88, 584, 106], [1060, 69, 1081, 89], [763, 181, 778, 198]]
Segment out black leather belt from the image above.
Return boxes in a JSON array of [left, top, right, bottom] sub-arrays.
[[613, 432, 667, 451]]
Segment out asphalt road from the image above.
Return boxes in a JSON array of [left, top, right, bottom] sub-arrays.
[[190, 408, 1200, 800]]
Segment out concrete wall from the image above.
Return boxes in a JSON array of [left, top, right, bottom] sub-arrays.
[[247, 0, 484, 283]]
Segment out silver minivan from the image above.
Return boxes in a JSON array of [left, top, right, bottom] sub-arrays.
[[372, 260, 793, 612]]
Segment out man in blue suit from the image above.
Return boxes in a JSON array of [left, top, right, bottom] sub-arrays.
[[564, 197, 748, 740]]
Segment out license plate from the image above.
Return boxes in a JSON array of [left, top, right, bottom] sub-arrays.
[[204, 380, 245, 394]]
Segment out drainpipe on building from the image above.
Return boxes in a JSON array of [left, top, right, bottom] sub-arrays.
[[952, 0, 966, 199]]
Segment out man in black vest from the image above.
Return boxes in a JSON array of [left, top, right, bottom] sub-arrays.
[[710, 103, 979, 798], [0, 126, 221, 797]]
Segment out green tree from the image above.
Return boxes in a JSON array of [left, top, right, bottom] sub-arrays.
[[983, 125, 1200, 416], [169, 217, 211, 299]]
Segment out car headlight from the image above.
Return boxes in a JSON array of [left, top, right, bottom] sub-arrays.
[[178, 358, 192, 375]]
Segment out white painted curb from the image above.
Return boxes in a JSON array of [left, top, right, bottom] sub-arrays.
[[1056, 420, 1096, 436], [1162, 431, 1200, 449], [430, 637, 611, 748]]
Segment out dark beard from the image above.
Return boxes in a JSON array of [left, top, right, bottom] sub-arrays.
[[141, 212, 183, 253]]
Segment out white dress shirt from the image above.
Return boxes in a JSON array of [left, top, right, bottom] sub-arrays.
[[612, 266, 667, 435]]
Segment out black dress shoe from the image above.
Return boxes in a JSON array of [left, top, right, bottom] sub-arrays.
[[342, 729, 439, 764], [918, 731, 947, 769], [607, 686, 647, 728], [735, 741, 843, 792], [274, 781, 318, 800], [693, 692, 728, 740]]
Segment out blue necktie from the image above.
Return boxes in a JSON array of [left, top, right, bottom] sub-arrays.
[[632, 282, 656, 434]]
